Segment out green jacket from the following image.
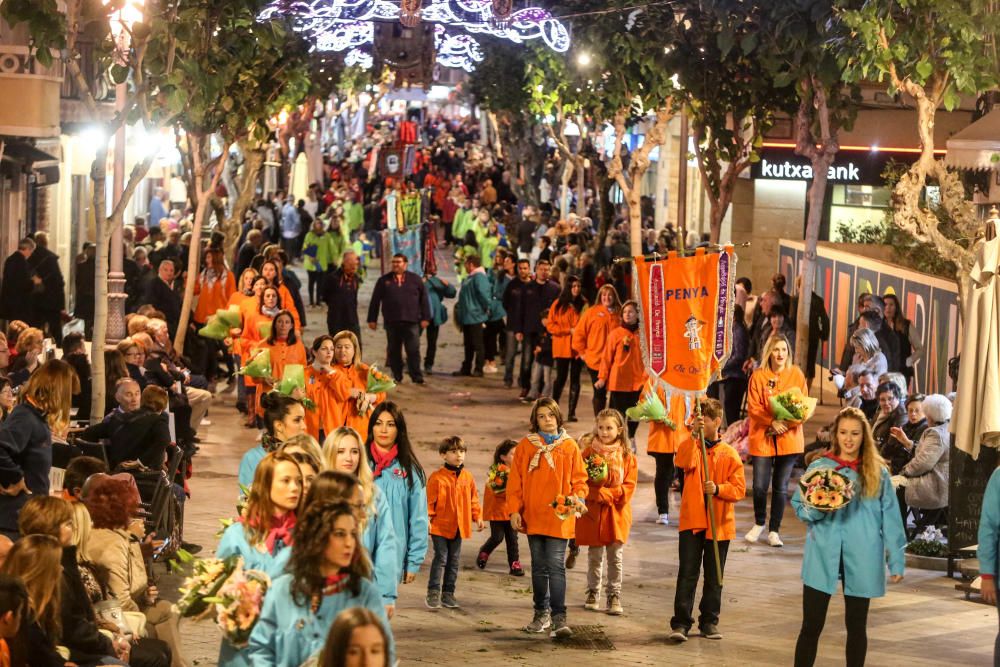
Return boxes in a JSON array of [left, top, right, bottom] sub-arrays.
[[455, 269, 492, 326], [302, 231, 333, 272], [425, 276, 457, 327]]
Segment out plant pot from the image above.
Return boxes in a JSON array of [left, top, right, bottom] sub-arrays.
[[905, 553, 955, 571]]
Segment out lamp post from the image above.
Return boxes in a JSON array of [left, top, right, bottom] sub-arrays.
[[105, 0, 144, 345]]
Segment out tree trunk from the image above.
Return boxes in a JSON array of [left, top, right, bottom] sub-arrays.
[[222, 140, 265, 266], [575, 154, 586, 218], [559, 158, 574, 220], [89, 148, 110, 423]]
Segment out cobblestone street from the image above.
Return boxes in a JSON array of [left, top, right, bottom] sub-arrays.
[[167, 253, 995, 666]]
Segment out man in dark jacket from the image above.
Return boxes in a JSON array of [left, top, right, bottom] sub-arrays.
[[143, 258, 182, 335], [74, 244, 96, 337], [27, 232, 65, 344], [0, 238, 36, 326], [323, 250, 362, 340], [367, 254, 431, 384], [235, 228, 265, 278]]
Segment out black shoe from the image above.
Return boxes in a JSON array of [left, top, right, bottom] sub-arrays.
[[181, 542, 203, 555], [413, 378, 426, 385], [568, 414, 578, 422], [452, 370, 471, 377], [503, 380, 513, 388], [700, 624, 722, 640], [471, 370, 484, 377], [424, 366, 433, 375], [518, 388, 529, 399]]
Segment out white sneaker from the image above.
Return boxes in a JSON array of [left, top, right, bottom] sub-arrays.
[[200, 418, 212, 427], [744, 524, 765, 543], [767, 531, 784, 547], [656, 514, 670, 526], [484, 362, 498, 374]]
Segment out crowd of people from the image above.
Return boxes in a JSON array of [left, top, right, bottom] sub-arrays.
[[0, 112, 976, 667]]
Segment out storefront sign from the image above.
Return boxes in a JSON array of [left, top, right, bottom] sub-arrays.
[[751, 147, 917, 185]]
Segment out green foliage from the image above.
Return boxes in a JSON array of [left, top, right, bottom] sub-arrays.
[[467, 37, 533, 115], [1, 0, 66, 67], [905, 538, 949, 557]]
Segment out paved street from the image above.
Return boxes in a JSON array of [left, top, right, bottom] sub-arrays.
[[167, 251, 995, 666]]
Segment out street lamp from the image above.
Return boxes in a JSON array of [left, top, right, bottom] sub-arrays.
[[105, 0, 145, 345]]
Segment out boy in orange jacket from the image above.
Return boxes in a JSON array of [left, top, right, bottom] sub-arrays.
[[426, 436, 483, 609], [669, 398, 746, 643]]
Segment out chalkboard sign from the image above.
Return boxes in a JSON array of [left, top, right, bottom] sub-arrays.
[[949, 443, 999, 551]]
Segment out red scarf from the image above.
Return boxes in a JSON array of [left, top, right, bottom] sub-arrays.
[[262, 512, 296, 554], [370, 443, 398, 478], [310, 572, 352, 613], [825, 453, 860, 472]]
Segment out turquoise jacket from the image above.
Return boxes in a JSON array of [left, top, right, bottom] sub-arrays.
[[365, 488, 401, 604], [456, 269, 492, 326], [425, 276, 456, 327], [978, 467, 1000, 576], [488, 271, 511, 322], [372, 458, 429, 575], [248, 573, 394, 667], [792, 458, 906, 598], [239, 446, 267, 490], [215, 522, 293, 667]]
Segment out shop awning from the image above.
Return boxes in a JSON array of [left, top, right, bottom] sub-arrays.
[[945, 109, 1000, 171]]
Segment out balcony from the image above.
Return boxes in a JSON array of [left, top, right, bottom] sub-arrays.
[[0, 45, 62, 138]]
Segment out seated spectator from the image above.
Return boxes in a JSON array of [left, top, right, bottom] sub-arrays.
[[0, 333, 10, 376], [4, 321, 26, 357], [0, 534, 67, 666], [144, 318, 211, 435], [8, 326, 43, 388], [893, 394, 951, 535], [834, 328, 886, 407], [0, 378, 12, 423], [120, 335, 151, 389], [0, 574, 27, 666], [104, 350, 130, 415], [107, 386, 172, 471], [872, 382, 907, 471], [62, 332, 92, 422], [62, 456, 109, 501]]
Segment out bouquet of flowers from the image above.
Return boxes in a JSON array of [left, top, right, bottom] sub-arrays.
[[550, 494, 586, 521], [798, 468, 854, 512], [769, 387, 817, 424], [215, 306, 243, 328], [276, 365, 315, 409], [198, 316, 230, 340], [206, 564, 271, 649], [625, 390, 677, 429], [257, 321, 272, 339], [176, 555, 239, 618], [238, 349, 271, 380], [487, 463, 509, 494], [584, 453, 608, 485], [365, 365, 396, 393]]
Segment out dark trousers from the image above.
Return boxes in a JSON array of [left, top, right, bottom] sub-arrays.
[[896, 487, 909, 531], [461, 323, 485, 373], [610, 389, 642, 438], [671, 530, 730, 632], [42, 310, 63, 346], [327, 317, 361, 341], [707, 377, 748, 426], [751, 453, 797, 532], [527, 535, 568, 616], [552, 357, 583, 416], [423, 323, 440, 370], [794, 585, 871, 667], [307, 270, 324, 305], [428, 532, 462, 594], [517, 332, 538, 391], [484, 318, 505, 362], [650, 452, 675, 514], [479, 520, 520, 565], [587, 366, 608, 416], [385, 322, 423, 382]]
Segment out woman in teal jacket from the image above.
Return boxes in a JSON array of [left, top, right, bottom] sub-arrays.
[[366, 401, 429, 587], [455, 255, 493, 376], [792, 407, 906, 667], [484, 253, 513, 374], [423, 270, 456, 374], [248, 501, 394, 666], [978, 467, 1000, 663]]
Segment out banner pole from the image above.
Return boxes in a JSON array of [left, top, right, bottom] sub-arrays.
[[614, 241, 751, 265], [695, 395, 724, 587]]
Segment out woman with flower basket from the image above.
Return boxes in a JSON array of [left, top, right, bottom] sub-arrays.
[[745, 335, 810, 548], [506, 398, 588, 638], [576, 408, 637, 616], [476, 439, 523, 576], [791, 407, 905, 667]]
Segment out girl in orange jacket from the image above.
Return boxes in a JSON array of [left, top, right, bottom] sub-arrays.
[[254, 309, 307, 418], [260, 259, 301, 330], [238, 283, 280, 427], [194, 248, 237, 385], [304, 335, 344, 442], [597, 300, 645, 438], [506, 398, 588, 638], [476, 439, 523, 576], [646, 385, 691, 526], [327, 330, 385, 438], [547, 276, 587, 422], [576, 408, 637, 616], [744, 334, 807, 547], [573, 284, 621, 417], [227, 269, 259, 415]]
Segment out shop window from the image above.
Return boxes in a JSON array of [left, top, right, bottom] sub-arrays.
[[829, 184, 891, 243]]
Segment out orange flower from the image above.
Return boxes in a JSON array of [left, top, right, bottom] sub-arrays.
[[555, 494, 566, 504]]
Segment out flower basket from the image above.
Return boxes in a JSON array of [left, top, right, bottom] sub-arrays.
[[769, 387, 817, 424], [487, 463, 509, 494], [176, 554, 239, 618], [798, 468, 854, 512], [205, 565, 271, 649], [584, 453, 608, 485], [550, 494, 585, 521]]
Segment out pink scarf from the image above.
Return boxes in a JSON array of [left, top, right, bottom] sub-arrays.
[[370, 443, 399, 478]]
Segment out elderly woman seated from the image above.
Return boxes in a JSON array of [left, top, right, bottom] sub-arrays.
[[834, 328, 887, 408], [891, 394, 951, 537]]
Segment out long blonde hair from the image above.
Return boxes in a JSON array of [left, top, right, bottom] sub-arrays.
[[323, 427, 377, 518], [830, 407, 886, 498], [762, 334, 791, 373], [22, 359, 77, 431], [0, 534, 62, 640]]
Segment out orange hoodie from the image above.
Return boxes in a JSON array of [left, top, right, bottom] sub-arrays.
[[599, 326, 646, 393], [194, 269, 237, 324], [746, 364, 808, 457], [647, 387, 690, 455], [276, 283, 301, 329], [572, 305, 618, 370], [482, 483, 509, 522], [506, 433, 588, 539], [304, 365, 345, 440], [253, 338, 307, 416], [329, 363, 386, 437], [546, 303, 580, 359], [575, 444, 637, 546], [427, 467, 481, 539], [675, 435, 745, 541]]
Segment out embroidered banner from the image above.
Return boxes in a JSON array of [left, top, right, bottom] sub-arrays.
[[390, 227, 423, 275], [633, 247, 736, 394]]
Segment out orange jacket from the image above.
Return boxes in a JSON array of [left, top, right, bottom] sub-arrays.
[[329, 363, 386, 438], [647, 387, 690, 454], [746, 365, 808, 457], [546, 303, 580, 359], [574, 445, 638, 546], [276, 283, 301, 329], [675, 436, 745, 541], [599, 326, 646, 393], [427, 467, 481, 539], [482, 484, 509, 522], [304, 365, 345, 441], [193, 270, 237, 324], [572, 305, 618, 370], [240, 309, 275, 367], [254, 338, 307, 416], [506, 433, 588, 539]]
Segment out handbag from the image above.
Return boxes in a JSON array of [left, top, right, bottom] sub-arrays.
[[94, 599, 147, 638]]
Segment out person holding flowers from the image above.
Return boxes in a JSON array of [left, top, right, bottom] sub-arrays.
[[304, 335, 339, 442], [791, 406, 905, 667], [506, 398, 588, 638], [745, 335, 809, 547], [668, 398, 745, 643], [253, 310, 307, 419], [328, 330, 389, 437], [596, 300, 645, 440], [239, 285, 283, 427], [247, 501, 394, 667], [576, 408, 637, 616], [365, 402, 428, 590], [573, 284, 621, 417], [476, 439, 523, 576], [631, 383, 688, 526], [239, 394, 307, 489], [322, 428, 400, 617]]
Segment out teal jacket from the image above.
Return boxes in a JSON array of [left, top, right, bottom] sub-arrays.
[[792, 457, 906, 598], [239, 446, 267, 490], [425, 275, 457, 327], [488, 270, 511, 322], [978, 467, 1000, 576], [371, 458, 429, 575], [456, 268, 492, 326], [248, 573, 394, 666], [365, 488, 401, 604]]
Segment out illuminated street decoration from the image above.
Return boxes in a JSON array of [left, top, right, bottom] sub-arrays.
[[342, 25, 483, 71], [400, 0, 422, 28]]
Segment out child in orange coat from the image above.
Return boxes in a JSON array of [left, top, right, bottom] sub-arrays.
[[597, 300, 645, 439], [426, 436, 483, 609], [576, 409, 637, 616], [669, 398, 746, 643], [506, 398, 588, 638], [476, 439, 524, 576]]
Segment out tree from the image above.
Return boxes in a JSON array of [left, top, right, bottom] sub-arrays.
[[839, 0, 999, 318]]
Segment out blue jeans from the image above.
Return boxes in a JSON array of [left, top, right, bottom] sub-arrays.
[[751, 454, 797, 532], [428, 533, 462, 594], [528, 535, 568, 616]]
